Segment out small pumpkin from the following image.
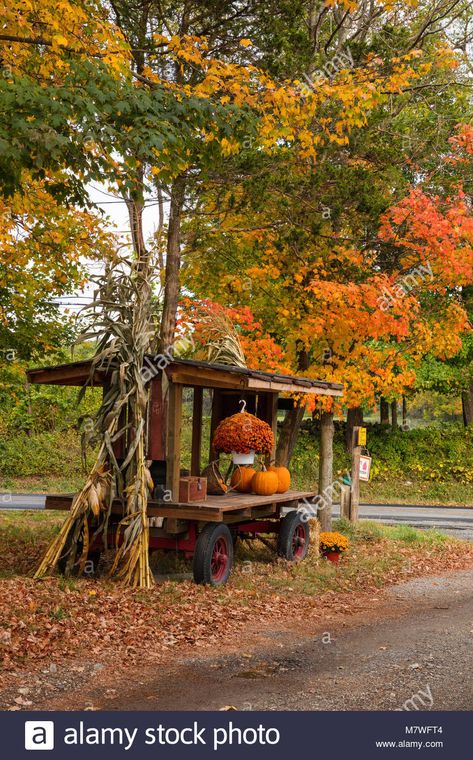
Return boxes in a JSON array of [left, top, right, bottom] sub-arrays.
[[251, 469, 278, 496], [269, 465, 291, 493], [231, 466, 256, 493]]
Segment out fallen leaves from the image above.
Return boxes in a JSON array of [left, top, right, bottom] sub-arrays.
[[2, 517, 473, 701]]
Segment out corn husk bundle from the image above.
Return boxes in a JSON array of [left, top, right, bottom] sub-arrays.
[[309, 518, 321, 557], [184, 301, 246, 367], [35, 255, 156, 587]]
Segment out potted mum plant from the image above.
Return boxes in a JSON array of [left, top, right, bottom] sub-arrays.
[[212, 408, 274, 465], [319, 531, 349, 563]]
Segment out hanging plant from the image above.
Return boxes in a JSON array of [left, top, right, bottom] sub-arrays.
[[213, 411, 274, 457]]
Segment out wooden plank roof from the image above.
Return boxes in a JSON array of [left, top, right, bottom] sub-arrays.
[[27, 356, 343, 397]]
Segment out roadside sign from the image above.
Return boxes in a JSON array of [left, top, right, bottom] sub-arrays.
[[357, 427, 367, 446], [359, 454, 372, 482]]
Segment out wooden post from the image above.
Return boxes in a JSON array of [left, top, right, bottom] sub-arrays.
[[391, 400, 398, 428], [257, 392, 278, 464], [190, 386, 203, 476], [268, 393, 278, 464], [166, 381, 183, 500], [318, 411, 334, 531], [147, 378, 166, 460], [350, 426, 361, 523], [209, 389, 223, 462], [340, 484, 351, 520]]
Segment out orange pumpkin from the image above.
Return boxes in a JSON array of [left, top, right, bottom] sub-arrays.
[[231, 466, 256, 493], [251, 470, 278, 496], [269, 465, 291, 493]]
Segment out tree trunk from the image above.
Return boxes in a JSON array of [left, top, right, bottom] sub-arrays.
[[126, 197, 146, 260], [391, 400, 398, 429], [318, 411, 334, 531], [345, 406, 363, 452], [24, 380, 33, 437], [275, 347, 309, 466], [275, 400, 306, 466], [402, 396, 407, 429], [160, 174, 186, 352], [380, 397, 390, 425], [462, 381, 473, 427]]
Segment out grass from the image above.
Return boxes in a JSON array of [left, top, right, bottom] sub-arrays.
[[0, 510, 450, 583], [360, 479, 473, 506], [0, 510, 62, 578], [229, 518, 451, 596], [335, 517, 448, 545]]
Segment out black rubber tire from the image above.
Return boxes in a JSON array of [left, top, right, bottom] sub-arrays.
[[277, 510, 310, 561], [193, 523, 234, 585]]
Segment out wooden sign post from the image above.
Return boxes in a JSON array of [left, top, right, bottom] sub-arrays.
[[349, 426, 364, 523]]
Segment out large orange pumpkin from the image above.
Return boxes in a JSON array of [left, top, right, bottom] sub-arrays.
[[231, 466, 256, 493], [251, 470, 278, 496], [269, 465, 291, 493]]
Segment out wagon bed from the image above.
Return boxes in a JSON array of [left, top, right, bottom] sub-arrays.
[[45, 489, 316, 523]]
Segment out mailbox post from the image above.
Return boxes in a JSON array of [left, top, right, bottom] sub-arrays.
[[350, 426, 366, 523]]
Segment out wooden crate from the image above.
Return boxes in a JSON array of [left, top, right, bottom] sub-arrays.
[[178, 476, 207, 503]]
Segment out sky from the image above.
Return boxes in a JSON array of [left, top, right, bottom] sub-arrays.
[[52, 183, 168, 313]]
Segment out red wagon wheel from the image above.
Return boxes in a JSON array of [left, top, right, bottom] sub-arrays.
[[292, 523, 307, 559], [278, 510, 310, 561], [210, 536, 230, 583], [193, 523, 234, 585]]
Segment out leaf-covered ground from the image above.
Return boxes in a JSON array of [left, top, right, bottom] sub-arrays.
[[2, 510, 473, 707]]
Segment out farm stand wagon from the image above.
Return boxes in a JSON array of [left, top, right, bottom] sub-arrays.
[[28, 358, 343, 584]]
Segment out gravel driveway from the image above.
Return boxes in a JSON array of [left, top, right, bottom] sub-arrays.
[[31, 569, 473, 712]]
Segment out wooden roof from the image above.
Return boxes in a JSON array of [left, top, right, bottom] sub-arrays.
[[27, 357, 343, 397]]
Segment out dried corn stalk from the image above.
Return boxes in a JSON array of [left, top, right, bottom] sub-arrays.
[[35, 254, 155, 587], [191, 304, 246, 367]]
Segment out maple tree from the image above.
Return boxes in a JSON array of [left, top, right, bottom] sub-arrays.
[[0, 178, 114, 359], [181, 0, 473, 461], [379, 123, 473, 425]]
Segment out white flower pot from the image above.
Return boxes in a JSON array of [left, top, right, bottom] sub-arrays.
[[232, 450, 255, 465]]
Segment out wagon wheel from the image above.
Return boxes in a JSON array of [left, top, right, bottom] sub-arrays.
[[277, 510, 310, 561], [193, 523, 234, 586]]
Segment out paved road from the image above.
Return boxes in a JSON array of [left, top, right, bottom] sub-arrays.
[[0, 493, 46, 510], [2, 493, 473, 536]]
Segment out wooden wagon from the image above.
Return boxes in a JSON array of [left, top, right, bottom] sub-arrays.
[[28, 358, 343, 585]]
